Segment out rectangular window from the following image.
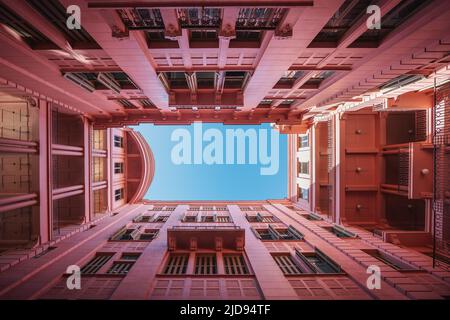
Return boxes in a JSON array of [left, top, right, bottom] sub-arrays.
[[295, 249, 341, 274], [216, 216, 230, 223], [298, 135, 309, 148], [114, 135, 124, 148], [183, 215, 197, 222], [304, 213, 322, 221], [121, 253, 141, 260], [93, 129, 106, 150], [253, 225, 303, 240], [298, 187, 309, 201], [195, 254, 217, 275], [154, 215, 169, 222], [81, 253, 114, 274], [133, 214, 153, 223], [114, 162, 124, 174], [246, 214, 258, 222], [114, 188, 124, 201], [324, 225, 356, 238], [298, 162, 309, 175], [138, 229, 158, 240], [164, 254, 189, 275], [362, 249, 416, 270], [256, 213, 277, 223], [223, 255, 249, 275], [111, 227, 140, 241], [107, 261, 134, 275], [201, 215, 214, 222], [93, 157, 105, 182], [273, 254, 303, 275], [269, 225, 304, 240], [252, 228, 274, 240]]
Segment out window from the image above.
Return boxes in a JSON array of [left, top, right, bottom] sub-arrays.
[[114, 135, 124, 148], [93, 157, 105, 182], [93, 129, 106, 150], [362, 249, 416, 270], [121, 253, 141, 260], [139, 229, 159, 240], [111, 227, 140, 240], [275, 227, 304, 240], [107, 261, 134, 275], [256, 213, 278, 223], [324, 225, 356, 238], [195, 254, 217, 275], [303, 213, 322, 221], [252, 225, 303, 241], [295, 249, 341, 274], [216, 216, 231, 223], [164, 254, 189, 275], [298, 187, 309, 201], [298, 162, 309, 175], [133, 214, 153, 223], [81, 253, 114, 274], [224, 255, 249, 275], [246, 213, 276, 223], [298, 135, 309, 148], [273, 254, 302, 275], [201, 215, 215, 222], [114, 162, 124, 174], [114, 188, 124, 201], [183, 215, 197, 222], [154, 215, 169, 222]]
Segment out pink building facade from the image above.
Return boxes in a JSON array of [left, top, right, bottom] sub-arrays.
[[0, 0, 449, 300]]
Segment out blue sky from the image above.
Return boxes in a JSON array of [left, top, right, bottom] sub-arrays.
[[131, 122, 287, 201]]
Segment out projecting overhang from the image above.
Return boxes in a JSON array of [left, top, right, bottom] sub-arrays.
[[167, 226, 245, 251]]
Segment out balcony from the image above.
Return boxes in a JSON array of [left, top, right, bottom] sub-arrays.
[[167, 225, 244, 251]]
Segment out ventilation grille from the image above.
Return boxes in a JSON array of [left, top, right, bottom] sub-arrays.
[[398, 151, 410, 187], [414, 109, 427, 141], [433, 82, 450, 266]]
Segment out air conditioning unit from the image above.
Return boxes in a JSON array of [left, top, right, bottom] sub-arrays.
[[97, 73, 121, 94], [63, 73, 95, 92]]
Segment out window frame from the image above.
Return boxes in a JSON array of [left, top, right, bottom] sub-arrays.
[[114, 162, 124, 174], [113, 135, 124, 148]]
